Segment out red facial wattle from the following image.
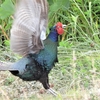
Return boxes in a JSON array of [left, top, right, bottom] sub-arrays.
[[56, 22, 64, 35]]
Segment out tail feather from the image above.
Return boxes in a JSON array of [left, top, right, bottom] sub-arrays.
[[0, 61, 16, 71]]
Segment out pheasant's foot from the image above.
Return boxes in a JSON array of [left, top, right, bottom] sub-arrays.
[[47, 88, 58, 96]]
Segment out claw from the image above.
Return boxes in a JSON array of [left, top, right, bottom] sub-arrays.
[[47, 88, 58, 96]]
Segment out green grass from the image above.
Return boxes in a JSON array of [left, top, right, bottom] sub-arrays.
[[0, 0, 100, 99], [0, 43, 100, 100]]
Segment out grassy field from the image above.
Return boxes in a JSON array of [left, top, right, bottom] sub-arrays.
[[0, 0, 100, 100], [0, 42, 100, 100]]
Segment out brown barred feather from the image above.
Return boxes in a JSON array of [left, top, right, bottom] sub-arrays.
[[10, 0, 48, 56]]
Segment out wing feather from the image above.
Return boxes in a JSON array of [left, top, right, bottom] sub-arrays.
[[10, 0, 48, 56]]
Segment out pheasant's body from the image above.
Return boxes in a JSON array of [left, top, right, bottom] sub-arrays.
[[11, 28, 59, 89], [0, 0, 66, 94]]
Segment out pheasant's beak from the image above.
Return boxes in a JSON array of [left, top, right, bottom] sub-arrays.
[[62, 24, 67, 29]]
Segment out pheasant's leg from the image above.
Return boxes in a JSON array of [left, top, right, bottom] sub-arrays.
[[39, 72, 50, 89], [39, 72, 58, 96], [46, 75, 58, 96]]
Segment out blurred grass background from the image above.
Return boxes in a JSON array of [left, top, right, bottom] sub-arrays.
[[0, 0, 100, 100]]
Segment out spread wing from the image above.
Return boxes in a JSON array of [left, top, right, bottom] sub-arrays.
[[10, 0, 48, 56]]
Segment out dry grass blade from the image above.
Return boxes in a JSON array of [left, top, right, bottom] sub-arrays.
[[0, 87, 10, 100], [0, 25, 9, 40]]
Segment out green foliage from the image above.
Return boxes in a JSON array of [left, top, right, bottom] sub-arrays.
[[59, 41, 73, 48], [0, 0, 100, 47], [48, 0, 100, 46], [4, 76, 15, 86], [4, 39, 10, 46], [0, 1, 100, 99], [48, 0, 70, 25], [49, 0, 70, 12], [0, 0, 14, 47], [0, 0, 14, 19]]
